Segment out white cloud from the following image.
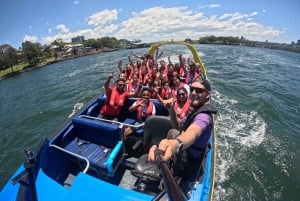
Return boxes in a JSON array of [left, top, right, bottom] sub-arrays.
[[40, 7, 282, 45], [198, 4, 220, 9], [87, 9, 118, 26], [56, 24, 69, 34], [209, 4, 220, 8], [74, 1, 79, 5], [23, 35, 38, 43]]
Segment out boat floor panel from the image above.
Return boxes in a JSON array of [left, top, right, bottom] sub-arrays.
[[118, 169, 138, 190], [68, 172, 153, 201]]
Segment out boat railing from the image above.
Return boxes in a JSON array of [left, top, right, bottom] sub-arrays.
[[79, 115, 145, 129], [49, 144, 90, 173]]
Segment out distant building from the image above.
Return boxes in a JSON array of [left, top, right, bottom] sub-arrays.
[[72, 36, 85, 44]]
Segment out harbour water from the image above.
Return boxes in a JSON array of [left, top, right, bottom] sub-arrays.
[[0, 44, 299, 200]]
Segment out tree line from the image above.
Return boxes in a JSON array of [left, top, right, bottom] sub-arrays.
[[0, 37, 120, 73]]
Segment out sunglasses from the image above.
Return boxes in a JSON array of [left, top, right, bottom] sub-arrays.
[[190, 86, 206, 94], [142, 93, 150, 97], [177, 93, 186, 97], [118, 84, 125, 87]]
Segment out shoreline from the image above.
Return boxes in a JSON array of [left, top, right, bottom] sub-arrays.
[[1, 43, 299, 81], [0, 48, 109, 81]]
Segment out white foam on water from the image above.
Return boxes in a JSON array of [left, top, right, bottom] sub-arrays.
[[213, 90, 266, 199]]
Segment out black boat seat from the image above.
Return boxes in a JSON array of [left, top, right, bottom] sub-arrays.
[[61, 116, 124, 176], [131, 116, 172, 180]]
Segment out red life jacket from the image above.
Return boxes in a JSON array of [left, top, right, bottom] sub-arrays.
[[136, 99, 154, 122], [125, 69, 133, 80], [160, 88, 172, 100], [174, 99, 190, 120], [100, 87, 128, 116], [175, 67, 185, 77], [185, 71, 199, 84], [127, 81, 139, 92]]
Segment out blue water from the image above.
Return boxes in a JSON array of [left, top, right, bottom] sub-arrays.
[[0, 45, 299, 201]]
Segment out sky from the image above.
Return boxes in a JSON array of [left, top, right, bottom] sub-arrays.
[[1, 0, 299, 49]]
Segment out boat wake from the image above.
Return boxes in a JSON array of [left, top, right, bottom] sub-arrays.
[[212, 90, 266, 200]]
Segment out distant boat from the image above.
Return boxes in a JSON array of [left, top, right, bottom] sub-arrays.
[[0, 41, 216, 201]]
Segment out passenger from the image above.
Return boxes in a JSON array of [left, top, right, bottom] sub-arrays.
[[194, 63, 203, 77], [168, 55, 186, 78], [156, 80, 173, 100], [140, 66, 150, 85], [171, 74, 190, 96], [124, 87, 156, 139], [127, 74, 140, 95], [172, 87, 190, 124], [166, 64, 176, 86], [148, 81, 158, 99], [99, 72, 141, 121], [148, 78, 217, 189], [128, 56, 143, 78], [118, 72, 129, 91], [117, 60, 134, 81], [158, 60, 168, 75], [185, 63, 200, 85]]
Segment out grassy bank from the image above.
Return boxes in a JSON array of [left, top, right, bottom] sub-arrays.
[[0, 57, 57, 80]]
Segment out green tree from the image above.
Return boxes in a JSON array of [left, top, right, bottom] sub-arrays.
[[0, 46, 18, 71], [22, 41, 42, 67], [101, 37, 119, 48], [184, 38, 192, 43]]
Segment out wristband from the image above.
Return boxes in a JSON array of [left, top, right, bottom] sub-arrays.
[[175, 138, 184, 155]]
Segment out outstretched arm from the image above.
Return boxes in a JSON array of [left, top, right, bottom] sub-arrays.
[[168, 56, 173, 65], [131, 51, 144, 60], [128, 56, 135, 68], [104, 72, 114, 91], [117, 60, 123, 73], [148, 123, 201, 162]]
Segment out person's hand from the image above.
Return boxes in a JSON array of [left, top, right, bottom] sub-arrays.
[[164, 102, 172, 110], [108, 72, 114, 79], [148, 139, 178, 162], [163, 99, 173, 109], [118, 60, 122, 67], [139, 99, 147, 106]]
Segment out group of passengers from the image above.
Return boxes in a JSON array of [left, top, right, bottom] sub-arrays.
[[100, 51, 203, 124], [99, 50, 217, 195]]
